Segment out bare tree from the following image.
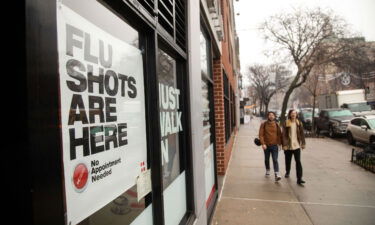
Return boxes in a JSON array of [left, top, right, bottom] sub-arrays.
[[303, 65, 325, 135], [260, 7, 356, 123], [247, 85, 259, 114], [248, 64, 289, 117], [248, 65, 267, 116]]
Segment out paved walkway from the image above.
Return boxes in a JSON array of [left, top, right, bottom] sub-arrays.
[[211, 117, 375, 225]]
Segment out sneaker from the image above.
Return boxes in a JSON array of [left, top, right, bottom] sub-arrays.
[[275, 174, 281, 181], [265, 170, 270, 176], [297, 180, 306, 185]]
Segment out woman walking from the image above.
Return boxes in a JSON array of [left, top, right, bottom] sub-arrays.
[[282, 109, 306, 185]]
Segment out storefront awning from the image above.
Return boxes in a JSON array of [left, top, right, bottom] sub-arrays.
[[244, 104, 256, 109]]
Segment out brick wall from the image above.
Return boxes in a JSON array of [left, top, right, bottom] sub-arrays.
[[213, 59, 226, 174], [221, 0, 237, 91], [212, 0, 239, 175]]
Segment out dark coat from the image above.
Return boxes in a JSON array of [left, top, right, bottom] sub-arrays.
[[282, 119, 306, 150]]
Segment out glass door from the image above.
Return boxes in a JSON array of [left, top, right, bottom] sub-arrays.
[[157, 48, 188, 225]]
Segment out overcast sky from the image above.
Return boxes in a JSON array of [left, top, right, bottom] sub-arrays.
[[233, 0, 375, 78]]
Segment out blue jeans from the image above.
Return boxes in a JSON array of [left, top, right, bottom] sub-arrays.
[[264, 145, 279, 173]]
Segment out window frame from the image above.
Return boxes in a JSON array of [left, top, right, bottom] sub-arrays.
[[223, 71, 231, 143], [200, 21, 219, 223], [26, 0, 194, 224]]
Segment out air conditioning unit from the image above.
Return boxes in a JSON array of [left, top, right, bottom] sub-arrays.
[[207, 0, 223, 40]]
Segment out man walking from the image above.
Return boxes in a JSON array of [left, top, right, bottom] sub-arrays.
[[259, 111, 282, 181]]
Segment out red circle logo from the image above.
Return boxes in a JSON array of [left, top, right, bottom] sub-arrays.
[[73, 163, 89, 191]]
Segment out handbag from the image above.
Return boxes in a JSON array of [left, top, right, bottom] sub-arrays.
[[254, 138, 261, 146]]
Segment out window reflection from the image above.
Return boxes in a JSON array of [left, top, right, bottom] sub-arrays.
[[200, 29, 216, 209], [80, 186, 146, 225], [62, 0, 139, 48], [200, 33, 208, 78], [200, 31, 212, 79], [157, 49, 182, 189]]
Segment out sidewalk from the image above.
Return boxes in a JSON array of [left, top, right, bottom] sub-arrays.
[[211, 117, 375, 225]]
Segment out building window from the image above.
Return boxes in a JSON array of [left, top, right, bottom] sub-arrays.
[[157, 48, 188, 225], [231, 89, 236, 131], [27, 0, 193, 224], [138, 0, 187, 51], [200, 27, 217, 219], [223, 72, 230, 143]]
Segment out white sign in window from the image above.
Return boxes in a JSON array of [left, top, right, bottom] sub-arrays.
[[57, 4, 148, 225]]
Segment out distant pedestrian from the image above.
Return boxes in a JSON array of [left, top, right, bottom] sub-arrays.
[[282, 109, 306, 185], [259, 111, 283, 181]]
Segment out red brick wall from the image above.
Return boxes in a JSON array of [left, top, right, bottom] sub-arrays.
[[213, 59, 226, 175], [213, 65, 238, 175], [212, 0, 238, 175], [221, 0, 237, 91]]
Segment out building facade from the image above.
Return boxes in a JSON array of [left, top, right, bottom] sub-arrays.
[[212, 0, 240, 175], [21, 0, 240, 224]]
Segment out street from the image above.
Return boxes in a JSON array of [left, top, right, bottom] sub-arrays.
[[212, 117, 375, 225]]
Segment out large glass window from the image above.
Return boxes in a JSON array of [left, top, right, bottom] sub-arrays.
[[58, 1, 152, 224], [231, 90, 236, 130], [223, 73, 231, 143], [200, 29, 217, 214], [200, 32, 212, 80], [157, 49, 187, 225], [29, 0, 192, 224]]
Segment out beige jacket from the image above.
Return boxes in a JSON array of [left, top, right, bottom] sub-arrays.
[[282, 119, 306, 150]]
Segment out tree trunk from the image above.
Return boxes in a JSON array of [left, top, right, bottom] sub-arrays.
[[265, 100, 269, 116], [280, 71, 302, 123], [280, 89, 293, 123]]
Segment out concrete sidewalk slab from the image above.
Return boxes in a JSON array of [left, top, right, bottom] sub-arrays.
[[213, 198, 312, 225], [211, 117, 375, 225]]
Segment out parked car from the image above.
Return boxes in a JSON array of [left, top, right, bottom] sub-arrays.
[[314, 109, 355, 137], [341, 102, 375, 117], [299, 110, 313, 130], [347, 115, 375, 145], [299, 107, 319, 115]]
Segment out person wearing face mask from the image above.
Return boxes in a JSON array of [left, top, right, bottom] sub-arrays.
[[259, 111, 283, 181], [282, 109, 306, 185]]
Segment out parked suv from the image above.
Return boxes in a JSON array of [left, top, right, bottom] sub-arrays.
[[299, 108, 319, 131], [314, 109, 354, 137], [347, 115, 375, 145]]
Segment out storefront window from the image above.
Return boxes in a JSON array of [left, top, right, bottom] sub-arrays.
[[224, 73, 231, 143], [157, 49, 187, 225], [200, 30, 216, 211], [57, 0, 152, 224], [200, 32, 212, 79], [201, 80, 216, 206], [231, 90, 236, 130], [28, 0, 193, 224]]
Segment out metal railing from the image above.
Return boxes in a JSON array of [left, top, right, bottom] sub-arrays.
[[351, 147, 375, 173]]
